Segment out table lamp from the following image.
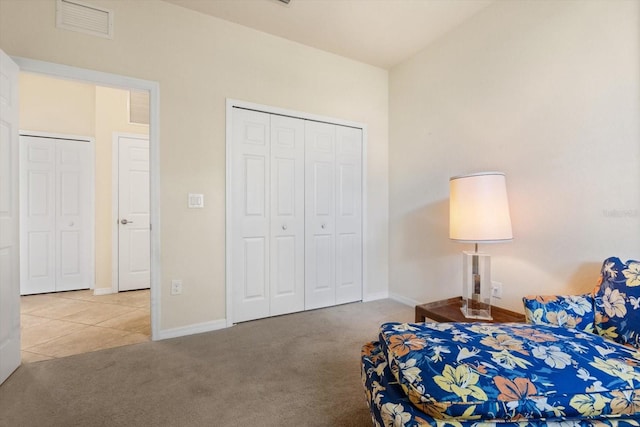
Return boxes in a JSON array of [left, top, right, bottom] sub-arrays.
[[449, 172, 513, 320]]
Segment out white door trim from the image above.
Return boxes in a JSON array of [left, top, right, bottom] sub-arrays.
[[13, 56, 162, 341], [225, 98, 369, 327], [111, 132, 150, 294], [19, 130, 96, 293]]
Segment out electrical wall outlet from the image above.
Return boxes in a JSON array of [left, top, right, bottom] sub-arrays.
[[171, 279, 183, 295], [491, 281, 503, 299]]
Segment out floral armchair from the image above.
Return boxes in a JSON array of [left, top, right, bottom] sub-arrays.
[[523, 256, 640, 348]]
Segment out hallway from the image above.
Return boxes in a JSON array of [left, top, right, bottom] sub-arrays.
[[21, 289, 150, 362]]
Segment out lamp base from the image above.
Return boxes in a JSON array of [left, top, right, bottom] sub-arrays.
[[461, 250, 493, 320], [460, 298, 493, 320]]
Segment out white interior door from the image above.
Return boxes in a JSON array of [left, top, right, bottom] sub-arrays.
[[231, 109, 271, 322], [20, 135, 93, 295], [304, 121, 336, 310], [335, 126, 362, 304], [269, 114, 305, 317], [0, 49, 21, 385], [117, 135, 150, 292]]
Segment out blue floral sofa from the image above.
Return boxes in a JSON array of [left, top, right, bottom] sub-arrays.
[[361, 257, 640, 426]]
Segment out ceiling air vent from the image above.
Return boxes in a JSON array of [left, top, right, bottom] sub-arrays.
[[56, 0, 113, 39]]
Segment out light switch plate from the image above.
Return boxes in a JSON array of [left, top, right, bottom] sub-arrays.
[[188, 193, 204, 208]]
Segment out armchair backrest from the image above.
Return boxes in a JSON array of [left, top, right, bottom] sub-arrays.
[[522, 294, 595, 333], [593, 257, 640, 348]]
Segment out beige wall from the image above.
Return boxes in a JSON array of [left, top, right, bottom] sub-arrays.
[[17, 72, 149, 293], [0, 0, 389, 331], [389, 0, 640, 311], [19, 72, 95, 136]]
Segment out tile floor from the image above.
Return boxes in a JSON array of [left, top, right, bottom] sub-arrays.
[[21, 289, 150, 363]]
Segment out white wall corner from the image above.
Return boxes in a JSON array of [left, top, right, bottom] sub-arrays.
[[388, 292, 420, 308], [93, 288, 115, 296], [155, 318, 229, 341], [363, 291, 389, 302]]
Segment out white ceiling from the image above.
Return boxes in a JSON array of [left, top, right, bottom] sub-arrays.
[[162, 0, 495, 69]]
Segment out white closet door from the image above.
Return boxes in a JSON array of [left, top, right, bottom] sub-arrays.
[[20, 137, 56, 294], [304, 121, 336, 310], [20, 136, 93, 295], [232, 109, 271, 322], [335, 126, 362, 304], [269, 115, 305, 316], [56, 139, 92, 292]]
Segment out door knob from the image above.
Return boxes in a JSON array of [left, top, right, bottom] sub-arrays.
[[282, 225, 287, 230], [120, 219, 133, 225], [321, 223, 326, 229]]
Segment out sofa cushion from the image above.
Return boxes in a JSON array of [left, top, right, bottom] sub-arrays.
[[594, 257, 640, 348], [522, 294, 595, 333], [362, 337, 640, 426], [378, 321, 640, 421]]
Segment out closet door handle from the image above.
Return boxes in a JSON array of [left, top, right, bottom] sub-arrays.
[[321, 223, 326, 229], [120, 219, 133, 225], [282, 224, 287, 230]]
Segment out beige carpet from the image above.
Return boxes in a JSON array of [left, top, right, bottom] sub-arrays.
[[0, 299, 413, 427]]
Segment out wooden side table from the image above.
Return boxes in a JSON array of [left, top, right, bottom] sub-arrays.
[[415, 296, 525, 323]]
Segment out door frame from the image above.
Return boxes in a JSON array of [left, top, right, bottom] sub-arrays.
[[19, 130, 96, 294], [225, 98, 369, 327], [14, 56, 161, 340], [111, 132, 150, 294]]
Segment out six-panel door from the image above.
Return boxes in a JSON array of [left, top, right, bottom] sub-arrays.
[[117, 135, 151, 291], [0, 49, 21, 385]]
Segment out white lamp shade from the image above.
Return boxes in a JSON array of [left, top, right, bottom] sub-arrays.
[[449, 172, 513, 242]]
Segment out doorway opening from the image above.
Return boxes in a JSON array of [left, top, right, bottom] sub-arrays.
[[13, 58, 160, 362]]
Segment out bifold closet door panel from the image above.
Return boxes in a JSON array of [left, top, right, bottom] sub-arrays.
[[231, 109, 271, 322], [335, 126, 363, 304], [269, 115, 305, 316], [19, 136, 92, 295], [304, 121, 336, 310], [20, 137, 56, 294], [55, 139, 92, 292]]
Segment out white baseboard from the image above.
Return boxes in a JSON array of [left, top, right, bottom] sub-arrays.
[[388, 292, 420, 307], [93, 287, 114, 296], [363, 291, 389, 302], [156, 318, 229, 340]]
